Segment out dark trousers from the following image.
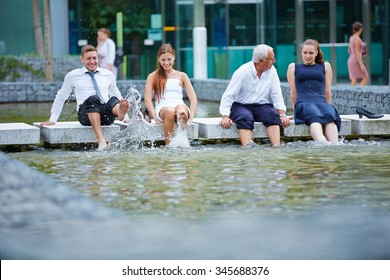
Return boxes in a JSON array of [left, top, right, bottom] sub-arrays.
[[230, 102, 281, 130], [77, 95, 120, 126]]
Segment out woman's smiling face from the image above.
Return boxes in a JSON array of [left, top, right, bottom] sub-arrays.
[[158, 52, 175, 71]]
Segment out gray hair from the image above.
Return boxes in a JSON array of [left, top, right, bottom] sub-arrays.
[[252, 44, 273, 63]]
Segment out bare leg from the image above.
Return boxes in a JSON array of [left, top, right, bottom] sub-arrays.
[[238, 129, 253, 146], [160, 107, 176, 145], [310, 123, 328, 142], [350, 78, 357, 86], [360, 77, 368, 86], [266, 125, 281, 147], [324, 122, 339, 143], [112, 99, 129, 121], [88, 112, 107, 150]]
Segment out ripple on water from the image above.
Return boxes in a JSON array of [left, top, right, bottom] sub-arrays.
[[2, 139, 390, 259], [7, 139, 390, 220]]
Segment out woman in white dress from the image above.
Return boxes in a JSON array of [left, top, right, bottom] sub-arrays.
[[144, 44, 198, 145], [97, 28, 117, 78]]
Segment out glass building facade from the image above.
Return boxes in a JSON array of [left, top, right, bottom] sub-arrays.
[[1, 0, 389, 84]]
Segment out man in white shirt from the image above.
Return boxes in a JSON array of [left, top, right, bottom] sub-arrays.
[[219, 44, 290, 147], [40, 45, 129, 151]]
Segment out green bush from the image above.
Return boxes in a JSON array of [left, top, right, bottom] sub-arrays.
[[0, 56, 44, 81]]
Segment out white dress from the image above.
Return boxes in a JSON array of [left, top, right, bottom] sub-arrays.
[[97, 38, 117, 77], [155, 78, 190, 122]]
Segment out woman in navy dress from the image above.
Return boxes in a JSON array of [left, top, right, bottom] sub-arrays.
[[287, 39, 341, 143]]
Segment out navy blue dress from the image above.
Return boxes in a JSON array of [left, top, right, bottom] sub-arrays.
[[294, 63, 341, 131]]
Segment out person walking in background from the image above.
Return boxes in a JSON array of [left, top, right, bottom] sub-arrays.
[[219, 44, 290, 147], [144, 43, 198, 145], [347, 21, 369, 86], [97, 28, 117, 78], [40, 45, 129, 151], [287, 39, 341, 143]]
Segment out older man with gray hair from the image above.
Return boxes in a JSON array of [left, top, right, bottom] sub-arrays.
[[219, 44, 290, 147]]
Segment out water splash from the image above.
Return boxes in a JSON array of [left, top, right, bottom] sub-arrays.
[[168, 119, 191, 148], [109, 87, 159, 150], [109, 86, 193, 150]]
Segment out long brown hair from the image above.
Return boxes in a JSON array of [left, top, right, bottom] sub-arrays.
[[301, 39, 324, 63], [152, 43, 176, 101]]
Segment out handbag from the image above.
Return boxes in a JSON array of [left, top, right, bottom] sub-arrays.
[[114, 49, 124, 67], [362, 42, 367, 56]]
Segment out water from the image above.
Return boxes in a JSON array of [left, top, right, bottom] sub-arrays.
[[8, 140, 390, 218], [0, 99, 220, 124], [0, 101, 77, 123], [109, 87, 161, 149], [1, 99, 390, 259]]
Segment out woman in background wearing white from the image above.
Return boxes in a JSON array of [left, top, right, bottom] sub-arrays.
[[97, 28, 117, 78]]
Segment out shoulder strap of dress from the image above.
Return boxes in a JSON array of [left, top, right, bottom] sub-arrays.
[[176, 71, 184, 85], [294, 63, 299, 74]]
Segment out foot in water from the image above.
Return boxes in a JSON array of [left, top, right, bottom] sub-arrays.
[[97, 141, 108, 151], [242, 140, 258, 148]]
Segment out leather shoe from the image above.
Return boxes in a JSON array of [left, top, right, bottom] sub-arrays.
[[356, 107, 384, 119]]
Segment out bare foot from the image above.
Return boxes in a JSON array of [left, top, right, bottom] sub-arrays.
[[241, 140, 258, 148], [40, 120, 55, 127], [118, 99, 129, 121], [177, 111, 188, 128], [97, 140, 108, 151]]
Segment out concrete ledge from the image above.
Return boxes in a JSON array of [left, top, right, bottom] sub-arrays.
[[114, 120, 199, 141], [32, 121, 120, 144], [342, 114, 390, 135], [0, 123, 40, 145], [195, 117, 352, 140], [193, 117, 267, 139], [2, 115, 390, 147], [284, 119, 352, 137]]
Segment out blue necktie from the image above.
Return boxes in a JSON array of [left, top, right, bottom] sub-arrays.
[[86, 71, 105, 104]]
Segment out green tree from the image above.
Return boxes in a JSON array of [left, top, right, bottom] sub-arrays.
[[43, 0, 53, 82], [32, 0, 44, 56]]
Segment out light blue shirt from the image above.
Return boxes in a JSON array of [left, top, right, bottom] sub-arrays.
[[49, 66, 123, 122], [219, 62, 286, 116]]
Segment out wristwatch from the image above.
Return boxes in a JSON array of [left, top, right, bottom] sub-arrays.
[[279, 113, 287, 118]]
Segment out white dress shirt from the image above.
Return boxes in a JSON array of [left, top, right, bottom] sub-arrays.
[[49, 66, 122, 122], [219, 62, 286, 116]]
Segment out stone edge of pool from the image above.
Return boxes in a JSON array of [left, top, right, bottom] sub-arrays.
[[0, 80, 389, 115]]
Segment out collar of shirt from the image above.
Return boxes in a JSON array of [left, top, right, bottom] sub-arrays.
[[82, 66, 102, 74], [251, 62, 273, 80], [250, 62, 258, 79]]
